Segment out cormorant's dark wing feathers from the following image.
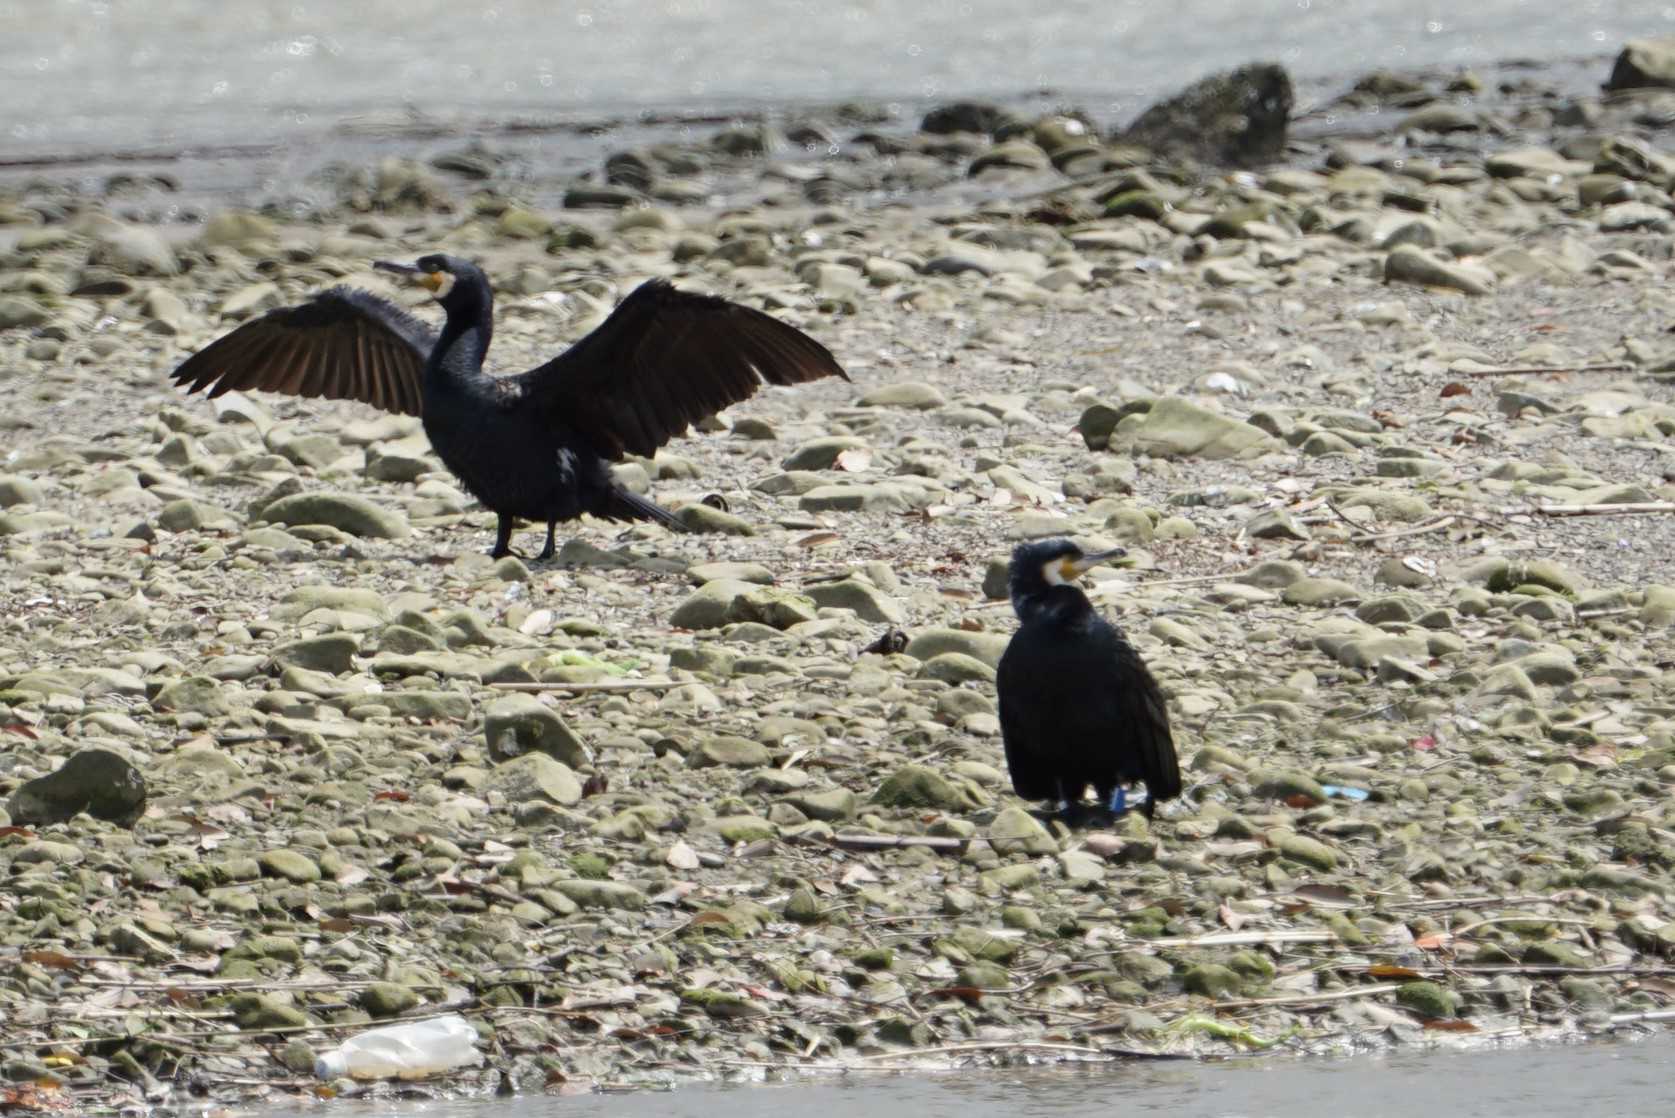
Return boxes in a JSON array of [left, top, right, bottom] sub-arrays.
[[1114, 645, 1182, 805], [170, 287, 434, 417], [996, 659, 1058, 801], [512, 279, 847, 460]]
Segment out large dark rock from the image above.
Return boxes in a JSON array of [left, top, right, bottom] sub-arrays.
[[7, 748, 147, 827], [604, 150, 656, 191], [1605, 38, 1675, 91], [920, 101, 1021, 136], [1119, 63, 1294, 167]]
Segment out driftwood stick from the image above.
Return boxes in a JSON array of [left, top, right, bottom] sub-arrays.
[[852, 1040, 1115, 1061], [6, 950, 144, 964], [76, 977, 382, 992], [1351, 515, 1461, 544], [1534, 502, 1675, 518], [1361, 963, 1675, 978], [487, 680, 693, 693], [0, 1003, 597, 1051], [1449, 915, 1595, 937], [822, 833, 969, 854], [1134, 930, 1337, 950], [978, 569, 1259, 610], [1125, 571, 1259, 589], [1458, 363, 1633, 378], [1211, 983, 1402, 1011], [1610, 1008, 1675, 1025], [1324, 499, 1374, 533], [1376, 893, 1565, 912], [1578, 606, 1638, 620], [0, 1007, 475, 1049]]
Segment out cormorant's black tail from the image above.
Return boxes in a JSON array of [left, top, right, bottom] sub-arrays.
[[607, 487, 689, 532]]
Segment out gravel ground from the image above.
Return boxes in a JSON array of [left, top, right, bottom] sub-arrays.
[[2, 52, 1675, 1116]]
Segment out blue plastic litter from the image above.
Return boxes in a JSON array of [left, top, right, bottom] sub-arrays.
[[1321, 784, 1369, 801], [1107, 786, 1151, 815]]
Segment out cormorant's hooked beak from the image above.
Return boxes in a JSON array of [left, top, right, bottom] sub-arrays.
[[374, 260, 448, 294], [1061, 546, 1126, 581]]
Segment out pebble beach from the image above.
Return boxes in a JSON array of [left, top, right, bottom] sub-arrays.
[[4, 35, 1675, 1114]]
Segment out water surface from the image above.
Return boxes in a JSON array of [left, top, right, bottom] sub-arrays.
[[261, 1037, 1675, 1118], [4, 0, 1673, 156]]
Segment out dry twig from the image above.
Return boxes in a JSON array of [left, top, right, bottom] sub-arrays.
[[1212, 983, 1403, 1011], [1457, 363, 1633, 378], [1533, 502, 1675, 518], [487, 679, 694, 693]]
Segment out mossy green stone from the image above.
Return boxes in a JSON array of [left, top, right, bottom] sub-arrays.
[[272, 633, 360, 675], [784, 887, 824, 924], [988, 805, 1059, 855], [151, 676, 231, 716], [712, 815, 777, 843], [872, 764, 987, 811], [785, 788, 858, 821], [1000, 905, 1045, 932], [260, 492, 410, 538], [917, 652, 997, 684], [1252, 770, 1327, 802], [360, 981, 420, 1018], [257, 849, 321, 884], [959, 960, 1011, 988], [228, 993, 311, 1029], [1104, 190, 1170, 219], [946, 926, 1020, 962], [1182, 963, 1243, 997], [1273, 832, 1339, 871], [979, 863, 1039, 892], [1522, 941, 1592, 967], [681, 988, 767, 1018], [225, 935, 304, 964], [693, 735, 772, 768], [554, 880, 644, 910], [1229, 950, 1276, 981], [1396, 981, 1461, 1018], [568, 852, 612, 880]]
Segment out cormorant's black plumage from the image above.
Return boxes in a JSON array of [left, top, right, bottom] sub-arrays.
[[170, 254, 848, 558], [995, 538, 1182, 818]]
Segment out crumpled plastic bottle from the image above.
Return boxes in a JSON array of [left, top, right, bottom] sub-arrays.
[[314, 1015, 483, 1081]]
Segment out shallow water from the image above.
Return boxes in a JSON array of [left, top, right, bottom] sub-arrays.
[[260, 1037, 1674, 1118], [3, 0, 1673, 157]]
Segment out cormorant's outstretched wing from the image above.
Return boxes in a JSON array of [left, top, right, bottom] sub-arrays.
[[170, 288, 434, 417], [512, 279, 847, 460]]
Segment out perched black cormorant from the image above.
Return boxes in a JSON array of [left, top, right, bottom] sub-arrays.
[[171, 255, 848, 558], [995, 539, 1182, 819]]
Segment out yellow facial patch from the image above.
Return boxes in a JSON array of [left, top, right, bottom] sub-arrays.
[[1058, 557, 1079, 582]]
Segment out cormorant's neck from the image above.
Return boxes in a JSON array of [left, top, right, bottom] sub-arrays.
[[429, 296, 493, 383], [1013, 583, 1096, 627]]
